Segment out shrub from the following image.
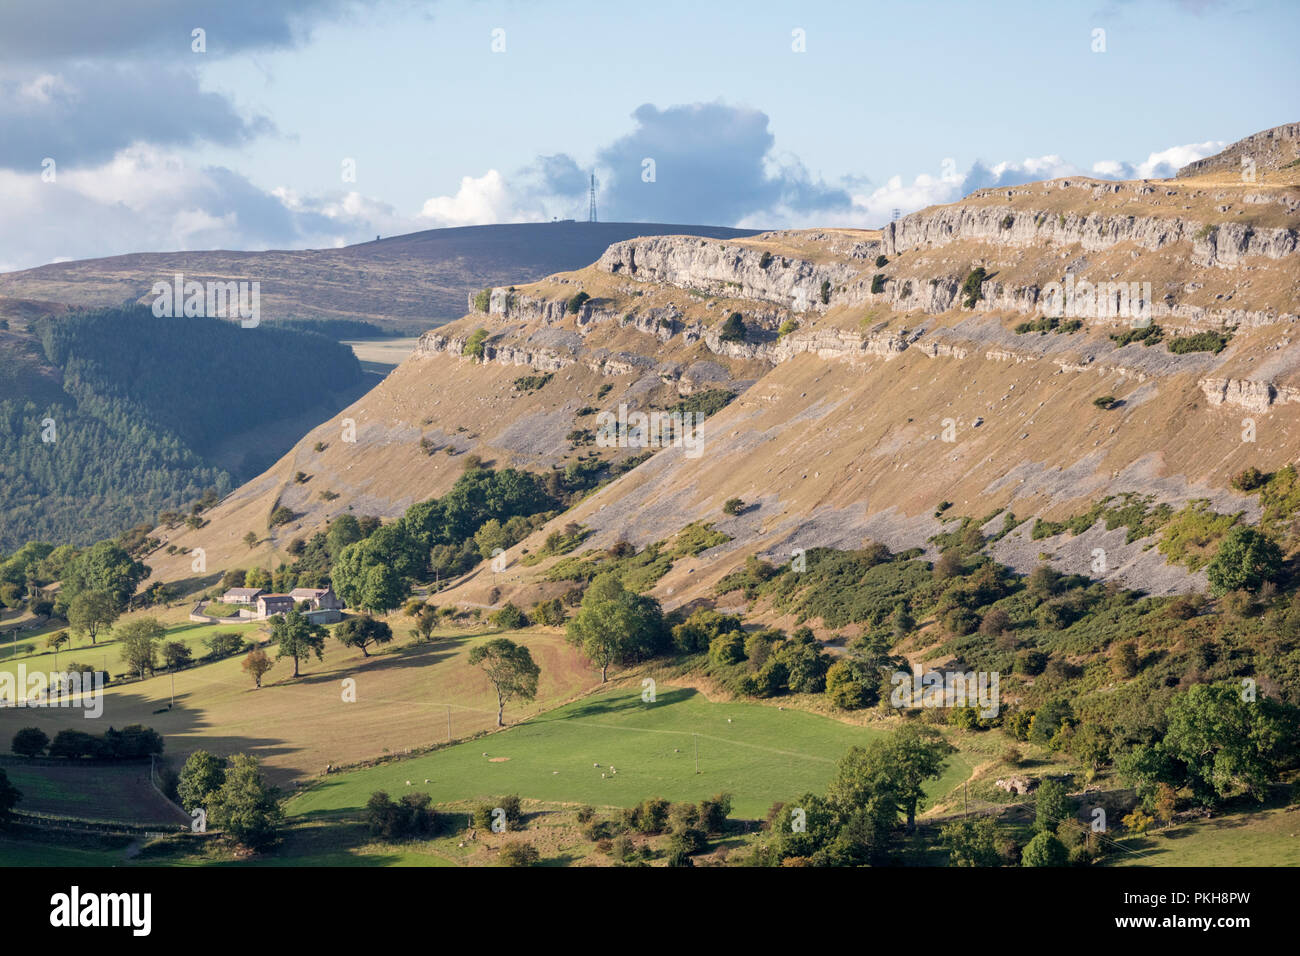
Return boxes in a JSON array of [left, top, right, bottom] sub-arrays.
[[473, 288, 492, 312], [875, 255, 888, 268], [1230, 467, 1268, 492], [759, 251, 773, 268], [669, 827, 708, 855], [1021, 831, 1069, 866], [492, 602, 528, 630], [871, 273, 886, 294], [698, 792, 732, 833], [708, 631, 746, 667], [462, 327, 490, 359], [1206, 526, 1282, 594], [566, 291, 590, 314], [1110, 323, 1163, 348], [499, 842, 541, 866], [719, 313, 746, 342], [777, 319, 799, 338], [531, 598, 565, 627], [1093, 395, 1118, 409], [268, 505, 296, 528], [1111, 641, 1140, 678], [12, 727, 49, 757], [1168, 330, 1231, 354], [979, 607, 1011, 636], [366, 790, 437, 840], [722, 497, 745, 516], [960, 267, 987, 308], [943, 606, 979, 637], [819, 279, 831, 305]]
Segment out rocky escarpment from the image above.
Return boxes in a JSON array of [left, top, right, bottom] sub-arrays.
[[1199, 377, 1300, 412], [597, 236, 871, 312], [880, 190, 1298, 268], [586, 232, 1293, 332]]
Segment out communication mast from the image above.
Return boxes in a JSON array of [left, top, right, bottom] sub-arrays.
[[588, 173, 598, 222]]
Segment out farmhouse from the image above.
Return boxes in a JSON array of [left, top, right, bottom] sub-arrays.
[[222, 587, 265, 605], [255, 594, 296, 619], [289, 586, 343, 611]]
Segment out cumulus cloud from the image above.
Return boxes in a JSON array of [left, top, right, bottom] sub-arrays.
[[593, 102, 852, 225], [0, 0, 365, 170], [1090, 140, 1225, 180], [0, 64, 272, 168]]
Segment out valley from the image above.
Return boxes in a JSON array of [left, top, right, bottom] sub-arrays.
[[2, 126, 1298, 872]]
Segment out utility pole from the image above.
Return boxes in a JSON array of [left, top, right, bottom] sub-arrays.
[[964, 781, 969, 818], [693, 733, 699, 774], [446, 706, 452, 742]]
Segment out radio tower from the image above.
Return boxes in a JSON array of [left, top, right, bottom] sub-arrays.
[[588, 173, 598, 223]]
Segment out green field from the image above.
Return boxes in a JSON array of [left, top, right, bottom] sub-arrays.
[[0, 620, 263, 682], [288, 686, 972, 819], [1108, 804, 1300, 867]]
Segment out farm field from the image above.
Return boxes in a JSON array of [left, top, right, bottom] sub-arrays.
[[288, 685, 974, 820], [1108, 804, 1300, 867], [0, 624, 599, 791], [0, 756, 188, 826]]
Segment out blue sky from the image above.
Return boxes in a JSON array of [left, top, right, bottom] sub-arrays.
[[1, 0, 1296, 270]]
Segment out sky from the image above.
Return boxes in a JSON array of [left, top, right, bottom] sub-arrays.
[[1, 0, 1297, 271]]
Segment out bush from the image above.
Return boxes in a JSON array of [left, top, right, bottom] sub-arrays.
[[1168, 331, 1231, 354], [1206, 526, 1282, 594], [708, 632, 746, 668], [698, 792, 732, 833], [871, 273, 886, 294], [943, 606, 979, 637], [1093, 395, 1118, 410], [875, 255, 888, 268], [819, 280, 831, 305], [1230, 467, 1268, 492], [499, 842, 540, 866], [719, 313, 746, 343], [566, 291, 590, 314], [1021, 831, 1069, 867], [961, 267, 987, 308], [12, 727, 49, 757], [366, 791, 437, 840], [759, 251, 773, 268], [473, 288, 492, 312], [492, 602, 528, 629], [669, 827, 708, 855], [722, 497, 745, 516], [531, 598, 565, 627], [463, 328, 489, 359]]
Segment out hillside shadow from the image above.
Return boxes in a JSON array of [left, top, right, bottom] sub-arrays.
[[539, 686, 696, 723]]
